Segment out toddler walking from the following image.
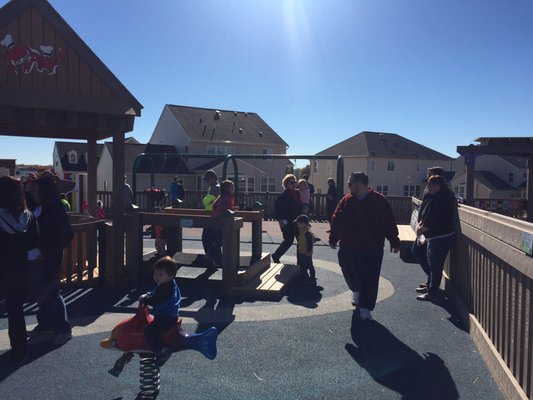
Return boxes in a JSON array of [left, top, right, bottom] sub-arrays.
[[294, 214, 316, 281]]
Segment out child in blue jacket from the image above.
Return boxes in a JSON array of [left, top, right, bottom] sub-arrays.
[[139, 256, 181, 366]]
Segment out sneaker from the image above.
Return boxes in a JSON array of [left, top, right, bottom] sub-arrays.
[[359, 308, 373, 321], [156, 347, 172, 367], [53, 332, 72, 345], [415, 287, 428, 294], [28, 325, 53, 337], [417, 283, 428, 289], [351, 291, 360, 307], [416, 292, 438, 302]]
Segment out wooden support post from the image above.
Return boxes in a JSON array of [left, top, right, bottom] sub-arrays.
[[110, 132, 126, 287], [526, 154, 533, 222], [125, 209, 142, 288], [465, 153, 476, 207], [250, 213, 262, 264]]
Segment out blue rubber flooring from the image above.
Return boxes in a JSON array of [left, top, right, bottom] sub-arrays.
[[0, 239, 503, 400]]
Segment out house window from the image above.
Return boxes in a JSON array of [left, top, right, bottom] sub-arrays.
[[403, 185, 421, 197], [454, 185, 466, 197], [247, 177, 255, 192], [313, 161, 318, 173], [376, 185, 388, 195], [387, 161, 395, 171], [327, 161, 333, 175], [508, 173, 514, 183], [262, 148, 272, 155], [207, 145, 235, 155], [68, 151, 77, 164], [370, 160, 376, 171], [260, 177, 276, 192]]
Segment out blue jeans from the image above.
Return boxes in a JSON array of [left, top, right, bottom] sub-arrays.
[[411, 236, 452, 294], [207, 229, 223, 266], [202, 228, 217, 257], [28, 259, 71, 335], [298, 254, 315, 278], [144, 315, 178, 352], [338, 247, 384, 310]]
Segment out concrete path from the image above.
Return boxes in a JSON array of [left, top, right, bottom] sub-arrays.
[[0, 221, 502, 399]]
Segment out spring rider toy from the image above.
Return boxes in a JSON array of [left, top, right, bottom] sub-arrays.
[[101, 304, 217, 397]]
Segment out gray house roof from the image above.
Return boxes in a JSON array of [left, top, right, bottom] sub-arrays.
[[105, 142, 189, 174], [317, 131, 452, 160], [497, 155, 528, 169], [55, 141, 104, 172], [475, 171, 516, 191], [166, 105, 288, 147]]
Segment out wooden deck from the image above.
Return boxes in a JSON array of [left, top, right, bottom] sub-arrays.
[[230, 262, 301, 301]]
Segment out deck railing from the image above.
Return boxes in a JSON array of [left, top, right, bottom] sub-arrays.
[[445, 204, 533, 399], [96, 191, 414, 224], [60, 214, 110, 287]]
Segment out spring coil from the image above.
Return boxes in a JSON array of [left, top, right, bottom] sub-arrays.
[[139, 354, 160, 398]]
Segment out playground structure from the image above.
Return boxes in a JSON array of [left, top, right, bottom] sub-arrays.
[[131, 152, 345, 207], [126, 208, 301, 300]]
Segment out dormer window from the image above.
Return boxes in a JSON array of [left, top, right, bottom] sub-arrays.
[[68, 150, 77, 164]]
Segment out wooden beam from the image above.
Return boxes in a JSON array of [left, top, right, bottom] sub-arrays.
[[87, 136, 97, 217], [110, 131, 126, 287]]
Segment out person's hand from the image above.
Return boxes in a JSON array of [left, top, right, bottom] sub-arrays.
[[138, 294, 148, 305], [390, 246, 400, 254]]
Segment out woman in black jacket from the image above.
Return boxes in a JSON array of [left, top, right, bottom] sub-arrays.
[[27, 176, 73, 345], [0, 176, 39, 365], [326, 178, 339, 223], [412, 175, 456, 301], [271, 174, 301, 263]]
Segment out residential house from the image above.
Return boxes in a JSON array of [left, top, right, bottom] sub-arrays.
[[0, 159, 15, 176], [53, 141, 105, 181], [313, 131, 453, 197], [96, 141, 189, 192], [149, 105, 291, 193], [450, 155, 527, 199]]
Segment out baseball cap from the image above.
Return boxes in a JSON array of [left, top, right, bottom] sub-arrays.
[[294, 214, 310, 224], [203, 170, 217, 180]]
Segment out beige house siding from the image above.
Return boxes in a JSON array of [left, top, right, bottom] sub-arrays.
[[149, 105, 291, 191], [312, 156, 451, 196]]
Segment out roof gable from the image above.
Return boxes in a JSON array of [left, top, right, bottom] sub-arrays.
[[165, 105, 288, 147], [55, 141, 104, 171], [0, 0, 142, 117], [317, 131, 452, 160]]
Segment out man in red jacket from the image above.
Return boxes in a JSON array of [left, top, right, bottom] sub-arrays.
[[329, 172, 400, 321]]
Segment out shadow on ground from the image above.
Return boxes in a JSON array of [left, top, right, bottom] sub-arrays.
[[346, 310, 459, 400]]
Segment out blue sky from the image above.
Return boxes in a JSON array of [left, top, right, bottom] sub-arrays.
[[1, 0, 532, 166]]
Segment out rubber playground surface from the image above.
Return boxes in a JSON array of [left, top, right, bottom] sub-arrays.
[[0, 221, 503, 400]]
